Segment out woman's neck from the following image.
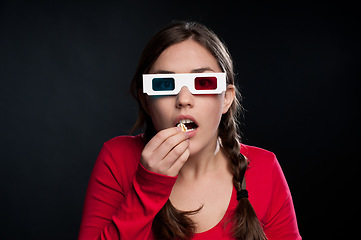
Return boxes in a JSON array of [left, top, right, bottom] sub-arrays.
[[178, 137, 230, 180]]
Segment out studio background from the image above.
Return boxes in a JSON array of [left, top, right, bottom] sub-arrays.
[[1, 1, 359, 239]]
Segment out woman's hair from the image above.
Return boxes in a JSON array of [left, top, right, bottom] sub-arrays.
[[130, 21, 266, 240]]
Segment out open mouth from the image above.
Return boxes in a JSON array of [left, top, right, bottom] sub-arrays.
[[176, 119, 198, 132]]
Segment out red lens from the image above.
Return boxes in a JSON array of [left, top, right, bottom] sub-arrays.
[[194, 77, 217, 90]]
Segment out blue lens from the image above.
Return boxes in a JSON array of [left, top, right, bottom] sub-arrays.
[[152, 78, 175, 91]]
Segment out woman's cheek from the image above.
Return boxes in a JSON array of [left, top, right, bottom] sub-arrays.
[[148, 97, 175, 131]]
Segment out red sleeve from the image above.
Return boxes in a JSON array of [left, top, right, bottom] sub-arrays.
[[78, 138, 177, 240], [262, 155, 301, 240]]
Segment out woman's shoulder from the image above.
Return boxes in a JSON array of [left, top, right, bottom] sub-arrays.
[[99, 134, 146, 171], [105, 134, 145, 146], [103, 134, 145, 153], [240, 143, 290, 221], [240, 143, 277, 168], [95, 135, 146, 190]]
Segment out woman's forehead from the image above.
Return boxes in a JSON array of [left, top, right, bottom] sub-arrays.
[[149, 39, 221, 74]]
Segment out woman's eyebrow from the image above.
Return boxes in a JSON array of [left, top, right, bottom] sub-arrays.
[[190, 67, 215, 73], [152, 67, 216, 74], [153, 70, 175, 74]]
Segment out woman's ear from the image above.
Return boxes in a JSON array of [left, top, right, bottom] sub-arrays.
[[138, 89, 150, 114], [222, 85, 235, 114]]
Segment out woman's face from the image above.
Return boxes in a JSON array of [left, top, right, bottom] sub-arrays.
[[143, 39, 234, 155]]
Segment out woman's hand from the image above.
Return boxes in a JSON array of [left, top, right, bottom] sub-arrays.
[[141, 127, 190, 177]]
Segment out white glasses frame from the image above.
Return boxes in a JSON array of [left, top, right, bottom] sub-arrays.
[[142, 72, 227, 96]]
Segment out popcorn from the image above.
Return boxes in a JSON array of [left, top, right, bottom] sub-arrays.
[[177, 122, 187, 132]]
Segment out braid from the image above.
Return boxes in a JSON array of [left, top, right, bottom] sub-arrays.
[[218, 110, 245, 192], [218, 91, 266, 240], [152, 200, 201, 240]]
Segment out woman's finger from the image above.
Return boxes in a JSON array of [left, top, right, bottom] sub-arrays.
[[161, 139, 190, 169], [167, 146, 190, 177], [143, 127, 180, 152], [153, 131, 189, 160], [141, 127, 189, 176]]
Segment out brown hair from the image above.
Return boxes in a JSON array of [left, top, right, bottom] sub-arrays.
[[130, 21, 266, 240]]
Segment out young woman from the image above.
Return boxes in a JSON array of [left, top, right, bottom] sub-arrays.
[[78, 21, 301, 240]]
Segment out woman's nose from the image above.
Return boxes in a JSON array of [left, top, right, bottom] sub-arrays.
[[176, 86, 194, 108]]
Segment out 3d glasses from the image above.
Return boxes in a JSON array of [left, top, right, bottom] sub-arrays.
[[143, 72, 226, 96]]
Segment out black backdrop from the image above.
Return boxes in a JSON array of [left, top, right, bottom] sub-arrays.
[[1, 1, 359, 239]]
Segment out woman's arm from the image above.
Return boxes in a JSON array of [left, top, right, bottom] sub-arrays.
[[78, 140, 177, 240], [79, 128, 189, 240]]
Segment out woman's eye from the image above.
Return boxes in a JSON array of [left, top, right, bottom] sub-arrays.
[[198, 80, 209, 87], [152, 78, 175, 91], [162, 81, 171, 88], [195, 77, 217, 90]]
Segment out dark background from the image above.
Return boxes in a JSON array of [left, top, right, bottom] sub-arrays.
[[1, 1, 359, 239]]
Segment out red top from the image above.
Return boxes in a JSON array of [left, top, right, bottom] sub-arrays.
[[79, 135, 301, 240]]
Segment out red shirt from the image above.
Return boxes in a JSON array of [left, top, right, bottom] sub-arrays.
[[79, 135, 301, 239]]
